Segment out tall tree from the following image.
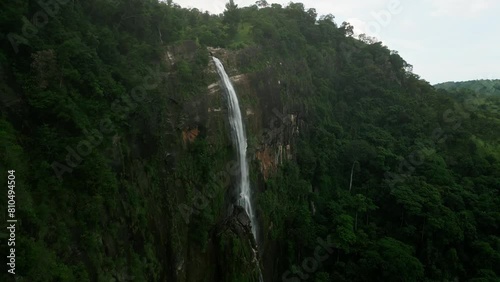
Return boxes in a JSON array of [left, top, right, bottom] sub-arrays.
[[223, 0, 240, 36]]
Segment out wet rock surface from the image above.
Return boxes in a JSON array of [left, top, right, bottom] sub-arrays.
[[213, 205, 262, 282]]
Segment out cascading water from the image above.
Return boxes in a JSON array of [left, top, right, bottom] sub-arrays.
[[212, 56, 258, 239], [212, 57, 263, 281]]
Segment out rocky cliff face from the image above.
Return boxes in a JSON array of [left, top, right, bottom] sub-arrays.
[[208, 46, 300, 178], [214, 205, 262, 281], [162, 41, 302, 281]]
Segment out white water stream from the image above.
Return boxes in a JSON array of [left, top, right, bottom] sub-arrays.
[[212, 57, 263, 281]]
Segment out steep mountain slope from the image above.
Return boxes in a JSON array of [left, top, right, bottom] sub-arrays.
[[1, 1, 499, 282]]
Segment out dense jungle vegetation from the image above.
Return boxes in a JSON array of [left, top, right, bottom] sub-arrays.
[[0, 0, 499, 281], [435, 79, 500, 96]]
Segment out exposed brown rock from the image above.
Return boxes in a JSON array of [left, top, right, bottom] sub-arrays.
[[255, 146, 277, 180], [182, 127, 199, 145]]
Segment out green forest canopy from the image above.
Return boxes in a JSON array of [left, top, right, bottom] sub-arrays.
[[435, 79, 500, 96], [0, 1, 499, 281]]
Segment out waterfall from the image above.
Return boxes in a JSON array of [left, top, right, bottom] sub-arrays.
[[212, 57, 263, 281], [212, 57, 258, 239]]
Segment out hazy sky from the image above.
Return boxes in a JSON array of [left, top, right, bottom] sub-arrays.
[[173, 0, 499, 84]]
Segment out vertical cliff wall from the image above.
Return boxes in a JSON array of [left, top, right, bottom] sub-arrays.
[[160, 41, 302, 281]]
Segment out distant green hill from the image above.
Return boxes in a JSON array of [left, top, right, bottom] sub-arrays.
[[435, 79, 500, 95]]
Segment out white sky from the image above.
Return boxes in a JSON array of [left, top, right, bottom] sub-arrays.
[[173, 0, 500, 84]]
